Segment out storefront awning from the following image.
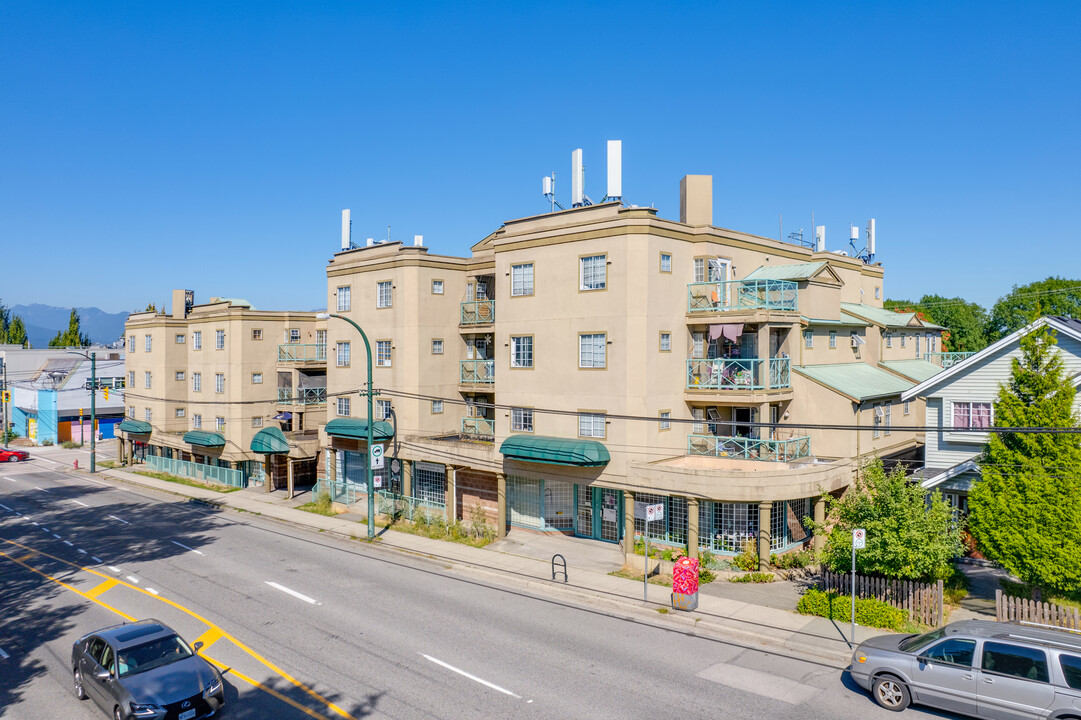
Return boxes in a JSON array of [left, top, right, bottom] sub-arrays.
[[499, 435, 611, 467], [183, 430, 226, 448], [324, 418, 394, 442], [250, 426, 289, 454], [116, 419, 152, 435]]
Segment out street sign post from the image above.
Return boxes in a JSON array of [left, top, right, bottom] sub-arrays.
[[370, 443, 385, 470], [643, 503, 664, 602], [851, 528, 866, 644]]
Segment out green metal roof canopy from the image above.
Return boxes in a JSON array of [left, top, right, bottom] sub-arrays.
[[324, 418, 394, 442], [250, 426, 289, 454], [499, 435, 611, 467], [116, 419, 152, 435], [183, 430, 226, 448]]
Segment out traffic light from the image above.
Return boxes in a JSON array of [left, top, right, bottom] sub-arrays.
[[103, 387, 109, 401], [1, 390, 9, 402]]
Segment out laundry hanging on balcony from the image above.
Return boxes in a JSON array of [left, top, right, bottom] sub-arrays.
[[709, 323, 744, 342]]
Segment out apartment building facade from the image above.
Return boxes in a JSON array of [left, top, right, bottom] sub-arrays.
[[121, 290, 325, 490], [321, 175, 944, 567]]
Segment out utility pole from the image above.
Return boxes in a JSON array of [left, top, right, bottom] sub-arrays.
[[2, 357, 8, 449], [90, 351, 96, 473]]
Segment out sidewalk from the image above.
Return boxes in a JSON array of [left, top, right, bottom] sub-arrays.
[[84, 465, 881, 665]]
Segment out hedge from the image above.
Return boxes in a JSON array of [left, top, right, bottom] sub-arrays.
[[796, 589, 906, 630]]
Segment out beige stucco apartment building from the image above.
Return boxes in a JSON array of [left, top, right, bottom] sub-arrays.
[[320, 175, 945, 568]]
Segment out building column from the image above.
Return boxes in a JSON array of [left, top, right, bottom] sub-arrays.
[[264, 456, 273, 493], [445, 465, 457, 523], [813, 495, 827, 553], [117, 436, 125, 465], [287, 459, 295, 500], [402, 459, 413, 498], [324, 446, 335, 484], [687, 498, 699, 560], [624, 491, 636, 566], [758, 500, 772, 571], [496, 472, 507, 539], [758, 324, 771, 389]]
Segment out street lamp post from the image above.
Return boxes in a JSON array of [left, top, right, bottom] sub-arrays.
[[318, 312, 375, 540], [67, 350, 97, 472]]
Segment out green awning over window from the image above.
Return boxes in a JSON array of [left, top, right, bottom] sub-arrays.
[[499, 435, 611, 467], [183, 430, 226, 448], [250, 426, 289, 454], [116, 419, 152, 435], [324, 418, 395, 442]]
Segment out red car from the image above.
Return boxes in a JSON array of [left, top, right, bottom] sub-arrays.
[[0, 449, 29, 462]]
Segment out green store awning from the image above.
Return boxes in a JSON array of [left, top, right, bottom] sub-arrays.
[[499, 435, 611, 467], [324, 418, 395, 442], [250, 426, 289, 454], [116, 419, 152, 435], [183, 430, 226, 448]]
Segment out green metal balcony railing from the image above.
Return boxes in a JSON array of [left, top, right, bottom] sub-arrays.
[[461, 417, 495, 438], [687, 279, 798, 313], [926, 352, 975, 368], [375, 490, 447, 523], [687, 434, 811, 462], [278, 343, 327, 362], [277, 387, 327, 405], [686, 357, 791, 390], [460, 359, 495, 383], [460, 300, 495, 325]]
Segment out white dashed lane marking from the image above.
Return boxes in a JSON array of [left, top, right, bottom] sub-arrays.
[[108, 566, 122, 573], [34, 486, 52, 493], [171, 541, 204, 555], [107, 515, 129, 525], [69, 499, 90, 508], [265, 581, 318, 605], [126, 576, 139, 584], [420, 654, 522, 698], [91, 556, 103, 563], [0, 503, 12, 511]]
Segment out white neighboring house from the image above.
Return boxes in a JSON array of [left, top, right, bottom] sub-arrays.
[[900, 316, 1081, 512]]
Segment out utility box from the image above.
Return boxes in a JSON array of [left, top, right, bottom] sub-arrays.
[[672, 556, 700, 611]]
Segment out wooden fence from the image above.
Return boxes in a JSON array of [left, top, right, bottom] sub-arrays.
[[996, 589, 1081, 630], [821, 570, 944, 627]]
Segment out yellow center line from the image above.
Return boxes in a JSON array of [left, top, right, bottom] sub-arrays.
[[201, 654, 340, 720], [85, 577, 119, 599], [192, 626, 224, 652], [0, 539, 358, 720]]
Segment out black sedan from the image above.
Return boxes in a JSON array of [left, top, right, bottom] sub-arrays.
[[72, 619, 225, 720]]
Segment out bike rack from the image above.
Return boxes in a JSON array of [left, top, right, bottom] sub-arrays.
[[551, 553, 568, 583]]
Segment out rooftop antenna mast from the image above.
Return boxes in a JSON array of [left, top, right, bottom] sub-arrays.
[[847, 219, 877, 263], [341, 209, 362, 250], [542, 173, 564, 212]]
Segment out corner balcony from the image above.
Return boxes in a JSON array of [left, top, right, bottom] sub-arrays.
[[460, 417, 495, 440], [460, 300, 495, 326], [278, 343, 327, 363], [686, 357, 790, 390], [926, 352, 975, 368], [276, 387, 327, 405], [460, 359, 495, 384], [687, 434, 811, 462], [687, 279, 797, 314]]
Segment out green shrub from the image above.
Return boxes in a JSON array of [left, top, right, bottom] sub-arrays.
[[61, 441, 83, 449], [771, 548, 816, 570], [698, 568, 716, 584], [729, 572, 775, 584], [796, 589, 905, 630], [41, 439, 55, 446], [733, 540, 758, 571]]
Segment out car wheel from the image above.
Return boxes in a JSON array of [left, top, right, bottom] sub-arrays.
[[114, 706, 124, 720], [872, 674, 910, 712], [73, 668, 86, 700]]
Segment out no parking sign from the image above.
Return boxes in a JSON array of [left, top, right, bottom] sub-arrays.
[[852, 528, 866, 549]]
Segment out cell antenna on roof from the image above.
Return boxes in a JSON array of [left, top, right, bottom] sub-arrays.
[[542, 173, 564, 212], [847, 219, 877, 263]]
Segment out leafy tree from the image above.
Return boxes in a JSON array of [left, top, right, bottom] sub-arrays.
[[819, 458, 962, 581], [48, 308, 91, 347], [987, 277, 1081, 341], [0, 299, 29, 346], [968, 325, 1081, 595]]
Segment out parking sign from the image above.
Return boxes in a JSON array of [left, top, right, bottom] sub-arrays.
[[852, 528, 866, 549], [370, 443, 385, 470], [646, 503, 664, 522]]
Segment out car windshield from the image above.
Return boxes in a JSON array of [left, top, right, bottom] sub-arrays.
[[116, 635, 193, 677], [898, 628, 946, 654]]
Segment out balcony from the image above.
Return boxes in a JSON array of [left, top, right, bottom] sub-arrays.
[[277, 387, 327, 405], [687, 434, 811, 462], [460, 300, 495, 325], [926, 352, 974, 368], [461, 417, 495, 439], [687, 279, 797, 314], [686, 357, 791, 390], [278, 343, 327, 362], [460, 359, 495, 384]]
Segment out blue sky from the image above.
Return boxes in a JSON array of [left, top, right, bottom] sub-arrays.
[[1, 1, 1078, 314]]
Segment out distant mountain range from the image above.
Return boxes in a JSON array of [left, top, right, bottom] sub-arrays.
[[10, 304, 129, 348]]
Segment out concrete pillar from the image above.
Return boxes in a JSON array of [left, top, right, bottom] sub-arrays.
[[403, 459, 413, 498], [324, 446, 335, 485], [758, 324, 770, 389], [624, 491, 636, 566], [758, 500, 772, 571], [496, 472, 507, 539], [687, 498, 699, 560], [287, 459, 295, 500], [117, 436, 125, 465], [263, 457, 272, 493], [445, 465, 457, 523], [813, 495, 827, 553]]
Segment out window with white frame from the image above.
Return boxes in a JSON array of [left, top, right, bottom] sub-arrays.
[[193, 331, 202, 350], [175, 334, 185, 344], [915, 333, 921, 358], [336, 341, 350, 367], [431, 339, 444, 354], [144, 335, 152, 352], [904, 400, 911, 415], [886, 333, 892, 348], [804, 330, 813, 348], [376, 399, 391, 420], [660, 332, 671, 352], [692, 407, 706, 433], [251, 416, 263, 428], [580, 255, 606, 290], [144, 408, 151, 422], [215, 373, 224, 393], [952, 401, 992, 429], [128, 370, 135, 387], [128, 335, 135, 352], [431, 280, 444, 295], [193, 414, 201, 429], [376, 340, 391, 367], [251, 372, 263, 384], [707, 258, 730, 282], [872, 404, 883, 438], [144, 371, 151, 389], [511, 407, 533, 432], [660, 253, 672, 273], [884, 402, 892, 435], [692, 331, 705, 359], [128, 406, 135, 419], [901, 333, 907, 348], [175, 408, 185, 418], [659, 411, 671, 430], [511, 336, 533, 368], [215, 416, 225, 431], [215, 330, 225, 350], [251, 328, 262, 340], [337, 286, 351, 312], [432, 400, 443, 414], [579, 333, 606, 368], [579, 412, 605, 438], [337, 397, 350, 416], [693, 258, 706, 282], [511, 263, 534, 296], [192, 373, 202, 392], [377, 281, 392, 308], [289, 328, 300, 343], [829, 331, 837, 348], [175, 371, 185, 381], [875, 286, 881, 299]]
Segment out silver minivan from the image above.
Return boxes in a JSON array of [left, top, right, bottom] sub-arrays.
[[850, 619, 1081, 718]]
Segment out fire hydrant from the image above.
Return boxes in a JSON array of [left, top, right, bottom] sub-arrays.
[[73, 459, 79, 470]]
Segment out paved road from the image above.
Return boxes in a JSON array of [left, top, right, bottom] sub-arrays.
[[0, 455, 965, 720]]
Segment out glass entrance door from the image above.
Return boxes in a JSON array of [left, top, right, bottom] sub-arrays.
[[597, 488, 621, 542]]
